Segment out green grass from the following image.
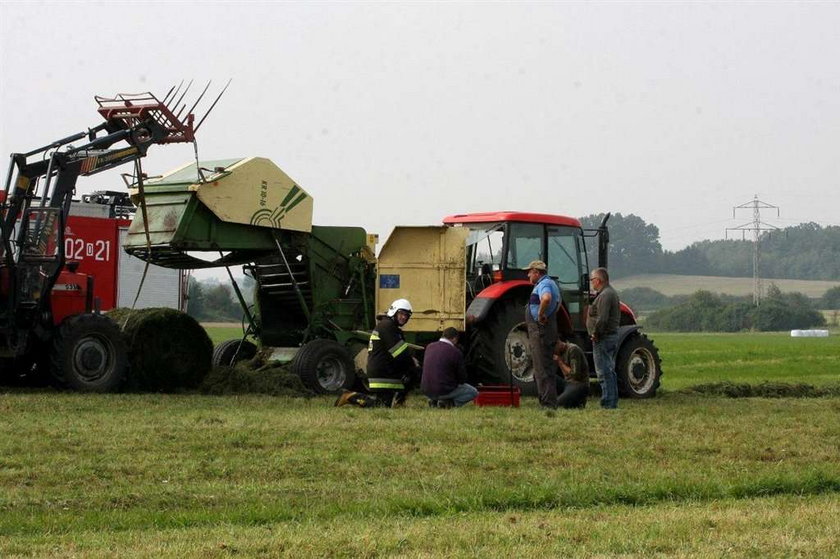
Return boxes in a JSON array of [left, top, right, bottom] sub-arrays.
[[202, 323, 246, 345], [2, 330, 838, 557], [614, 273, 839, 297], [651, 331, 840, 389]]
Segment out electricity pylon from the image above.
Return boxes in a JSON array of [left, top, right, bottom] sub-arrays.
[[726, 195, 779, 306]]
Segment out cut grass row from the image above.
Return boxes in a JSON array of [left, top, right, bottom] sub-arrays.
[[1, 390, 838, 556]]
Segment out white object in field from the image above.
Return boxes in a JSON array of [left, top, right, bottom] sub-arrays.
[[790, 330, 830, 337]]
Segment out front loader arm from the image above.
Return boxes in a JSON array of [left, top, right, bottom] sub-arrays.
[[0, 87, 223, 342]]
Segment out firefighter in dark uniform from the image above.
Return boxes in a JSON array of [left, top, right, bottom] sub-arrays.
[[335, 298, 418, 408]]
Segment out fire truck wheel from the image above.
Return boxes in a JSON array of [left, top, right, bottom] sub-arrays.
[[291, 339, 356, 394], [212, 339, 258, 367], [473, 297, 537, 396], [50, 314, 128, 392], [616, 333, 662, 399]]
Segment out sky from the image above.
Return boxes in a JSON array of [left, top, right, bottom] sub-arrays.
[[2, 1, 838, 281]]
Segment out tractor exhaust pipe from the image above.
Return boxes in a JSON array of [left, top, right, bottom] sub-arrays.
[[597, 212, 611, 269]]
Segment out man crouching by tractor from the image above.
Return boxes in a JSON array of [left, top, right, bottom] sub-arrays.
[[335, 299, 419, 408]]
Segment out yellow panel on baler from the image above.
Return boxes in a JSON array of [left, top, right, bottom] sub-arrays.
[[194, 157, 313, 233], [376, 226, 469, 333]]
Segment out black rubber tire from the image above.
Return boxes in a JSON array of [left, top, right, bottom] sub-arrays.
[[212, 339, 258, 367], [616, 333, 662, 398], [290, 339, 356, 394], [471, 297, 538, 396], [50, 314, 128, 392]]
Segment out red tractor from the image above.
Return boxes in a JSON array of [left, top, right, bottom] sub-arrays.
[[444, 211, 662, 398], [0, 91, 204, 390]]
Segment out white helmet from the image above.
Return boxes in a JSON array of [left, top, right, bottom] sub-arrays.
[[386, 298, 413, 318]]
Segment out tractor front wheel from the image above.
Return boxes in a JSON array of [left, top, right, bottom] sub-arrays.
[[472, 297, 538, 395], [50, 314, 128, 392], [616, 333, 662, 398], [291, 339, 356, 394]]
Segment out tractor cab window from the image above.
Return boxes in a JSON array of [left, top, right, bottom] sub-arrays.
[[505, 223, 543, 270], [466, 224, 504, 273], [547, 226, 584, 287]]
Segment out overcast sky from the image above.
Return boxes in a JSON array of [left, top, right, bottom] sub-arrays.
[[2, 1, 838, 280]]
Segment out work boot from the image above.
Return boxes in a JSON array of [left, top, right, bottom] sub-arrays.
[[437, 399, 454, 409], [428, 399, 439, 408], [334, 390, 356, 407], [390, 392, 406, 408]]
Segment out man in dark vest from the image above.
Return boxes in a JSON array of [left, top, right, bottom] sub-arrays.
[[421, 327, 478, 408]]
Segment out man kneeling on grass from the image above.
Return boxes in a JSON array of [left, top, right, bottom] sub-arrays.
[[553, 340, 590, 409], [420, 327, 478, 408]]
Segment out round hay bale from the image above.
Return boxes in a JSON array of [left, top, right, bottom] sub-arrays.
[[107, 308, 212, 392]]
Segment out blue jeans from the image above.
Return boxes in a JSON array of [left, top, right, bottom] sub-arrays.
[[435, 383, 479, 407], [593, 333, 619, 409]]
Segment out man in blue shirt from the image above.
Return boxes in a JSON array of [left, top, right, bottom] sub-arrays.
[[525, 260, 562, 409]]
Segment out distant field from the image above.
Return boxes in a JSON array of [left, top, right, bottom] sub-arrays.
[[614, 273, 839, 298]]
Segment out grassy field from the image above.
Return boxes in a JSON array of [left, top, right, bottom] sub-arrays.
[[1, 331, 838, 557], [651, 331, 840, 389], [613, 273, 839, 298]]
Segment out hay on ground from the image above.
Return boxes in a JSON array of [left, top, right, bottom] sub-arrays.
[[199, 357, 313, 397], [681, 381, 840, 398]]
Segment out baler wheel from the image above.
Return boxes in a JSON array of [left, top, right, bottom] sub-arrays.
[[212, 339, 257, 367], [291, 339, 356, 394], [50, 313, 128, 392]]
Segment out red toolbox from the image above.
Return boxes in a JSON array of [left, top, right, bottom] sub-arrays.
[[475, 385, 521, 407]]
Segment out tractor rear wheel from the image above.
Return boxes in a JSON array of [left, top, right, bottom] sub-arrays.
[[616, 333, 662, 398], [212, 339, 258, 367], [291, 339, 356, 394], [50, 314, 128, 392], [472, 297, 538, 395]]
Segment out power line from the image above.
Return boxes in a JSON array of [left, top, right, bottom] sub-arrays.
[[726, 195, 780, 306]]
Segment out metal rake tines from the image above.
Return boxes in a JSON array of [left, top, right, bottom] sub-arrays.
[[94, 81, 230, 144]]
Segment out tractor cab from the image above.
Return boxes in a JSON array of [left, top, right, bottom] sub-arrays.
[[443, 212, 592, 334]]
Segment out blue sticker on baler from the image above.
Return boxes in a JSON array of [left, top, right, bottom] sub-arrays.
[[380, 274, 400, 288]]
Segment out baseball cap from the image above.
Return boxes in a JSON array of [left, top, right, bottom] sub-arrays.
[[525, 260, 547, 271]]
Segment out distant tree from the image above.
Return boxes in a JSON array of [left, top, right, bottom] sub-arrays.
[[821, 285, 840, 310], [662, 223, 840, 280], [644, 286, 823, 332], [202, 284, 241, 321], [619, 287, 669, 311], [579, 213, 663, 278], [185, 278, 205, 319], [750, 284, 825, 331], [185, 280, 242, 321]]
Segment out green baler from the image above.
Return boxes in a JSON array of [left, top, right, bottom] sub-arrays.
[[124, 157, 377, 392]]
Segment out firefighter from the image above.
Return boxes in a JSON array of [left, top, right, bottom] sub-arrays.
[[335, 298, 419, 408]]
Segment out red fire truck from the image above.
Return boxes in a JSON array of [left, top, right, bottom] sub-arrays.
[[67, 191, 184, 312]]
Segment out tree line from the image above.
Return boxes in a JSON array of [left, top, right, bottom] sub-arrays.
[[579, 213, 840, 281]]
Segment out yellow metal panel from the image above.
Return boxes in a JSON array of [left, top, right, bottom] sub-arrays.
[[376, 226, 468, 333], [195, 157, 313, 232]]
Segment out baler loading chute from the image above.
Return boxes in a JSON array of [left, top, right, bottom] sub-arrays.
[[124, 157, 314, 268]]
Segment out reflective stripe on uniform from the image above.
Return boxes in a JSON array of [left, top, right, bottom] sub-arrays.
[[389, 341, 409, 357], [368, 331, 380, 351], [368, 378, 405, 390]]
